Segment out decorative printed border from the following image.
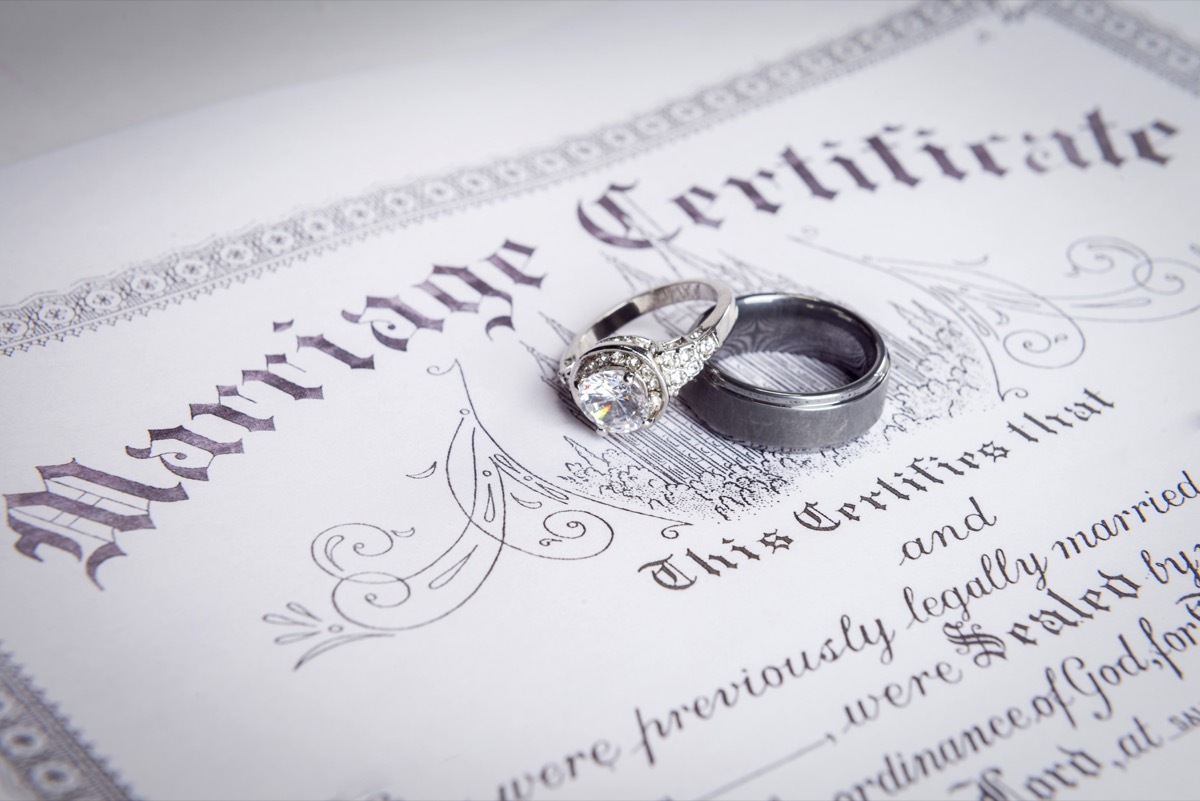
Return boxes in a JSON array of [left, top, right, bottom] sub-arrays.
[[1043, 0, 1200, 95], [2, 2, 1196, 358], [0, 646, 133, 800], [8, 1, 1194, 359], [0, 0, 985, 357]]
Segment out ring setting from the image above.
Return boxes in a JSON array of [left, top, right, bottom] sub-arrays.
[[566, 331, 721, 433], [559, 280, 736, 435]]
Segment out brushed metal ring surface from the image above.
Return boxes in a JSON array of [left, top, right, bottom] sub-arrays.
[[678, 293, 890, 449]]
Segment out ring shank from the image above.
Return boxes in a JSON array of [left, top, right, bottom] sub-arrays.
[[679, 293, 889, 449], [560, 281, 735, 368]]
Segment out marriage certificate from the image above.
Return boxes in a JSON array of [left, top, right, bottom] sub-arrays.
[[1, 1, 1199, 799]]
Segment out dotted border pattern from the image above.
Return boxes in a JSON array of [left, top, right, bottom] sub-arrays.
[[1043, 0, 1200, 95], [3, 2, 1197, 359], [0, 0, 984, 358], [0, 645, 133, 801]]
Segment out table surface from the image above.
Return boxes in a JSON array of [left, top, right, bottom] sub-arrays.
[[0, 0, 610, 167]]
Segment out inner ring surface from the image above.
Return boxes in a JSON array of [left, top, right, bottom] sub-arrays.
[[708, 294, 886, 405]]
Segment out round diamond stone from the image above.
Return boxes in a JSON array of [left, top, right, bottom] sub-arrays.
[[576, 368, 652, 433]]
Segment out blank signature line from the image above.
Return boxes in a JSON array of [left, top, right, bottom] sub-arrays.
[[693, 732, 838, 801]]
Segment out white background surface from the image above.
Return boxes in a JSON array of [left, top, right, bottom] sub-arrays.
[[0, 0, 613, 166], [1, 0, 1198, 167]]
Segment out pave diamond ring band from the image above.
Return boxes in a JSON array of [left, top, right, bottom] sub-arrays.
[[559, 279, 737, 435], [678, 293, 890, 449]]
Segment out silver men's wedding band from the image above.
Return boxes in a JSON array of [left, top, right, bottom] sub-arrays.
[[559, 279, 738, 435], [678, 293, 889, 449]]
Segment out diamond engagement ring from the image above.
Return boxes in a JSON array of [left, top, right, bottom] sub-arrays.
[[679, 293, 890, 449], [559, 280, 737, 435]]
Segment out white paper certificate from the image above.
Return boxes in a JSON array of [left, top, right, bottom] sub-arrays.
[[1, 2, 1199, 799]]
